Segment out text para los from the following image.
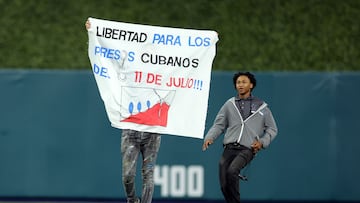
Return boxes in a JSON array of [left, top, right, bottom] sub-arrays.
[[152, 34, 211, 47]]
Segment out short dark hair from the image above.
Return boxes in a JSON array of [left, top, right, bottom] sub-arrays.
[[232, 71, 257, 90]]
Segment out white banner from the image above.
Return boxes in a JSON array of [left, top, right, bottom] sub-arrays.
[[87, 17, 218, 139]]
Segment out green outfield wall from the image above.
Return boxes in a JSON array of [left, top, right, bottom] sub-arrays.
[[0, 70, 359, 201]]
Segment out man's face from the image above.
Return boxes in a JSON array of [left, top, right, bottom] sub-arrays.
[[236, 75, 253, 96]]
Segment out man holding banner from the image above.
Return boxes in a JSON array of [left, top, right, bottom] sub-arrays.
[[202, 72, 278, 203], [85, 20, 161, 203], [85, 17, 218, 203]]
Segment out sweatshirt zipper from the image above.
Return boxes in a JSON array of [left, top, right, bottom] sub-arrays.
[[231, 101, 244, 143], [231, 99, 267, 143], [244, 103, 267, 122]]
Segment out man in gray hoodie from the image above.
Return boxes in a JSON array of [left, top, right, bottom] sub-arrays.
[[202, 71, 278, 203]]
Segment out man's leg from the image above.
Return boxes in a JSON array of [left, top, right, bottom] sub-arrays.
[[121, 130, 141, 203], [140, 132, 161, 203], [219, 147, 237, 203], [225, 147, 254, 203]]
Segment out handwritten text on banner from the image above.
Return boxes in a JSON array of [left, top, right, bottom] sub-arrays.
[[87, 17, 218, 139]]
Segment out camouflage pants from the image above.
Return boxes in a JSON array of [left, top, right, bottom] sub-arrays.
[[121, 129, 161, 203]]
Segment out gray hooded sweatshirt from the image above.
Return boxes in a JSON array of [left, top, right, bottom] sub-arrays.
[[204, 96, 278, 149]]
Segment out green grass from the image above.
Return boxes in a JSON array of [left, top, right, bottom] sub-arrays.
[[0, 0, 359, 71]]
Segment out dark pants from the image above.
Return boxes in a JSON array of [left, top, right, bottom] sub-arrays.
[[121, 129, 161, 203], [219, 143, 254, 203]]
